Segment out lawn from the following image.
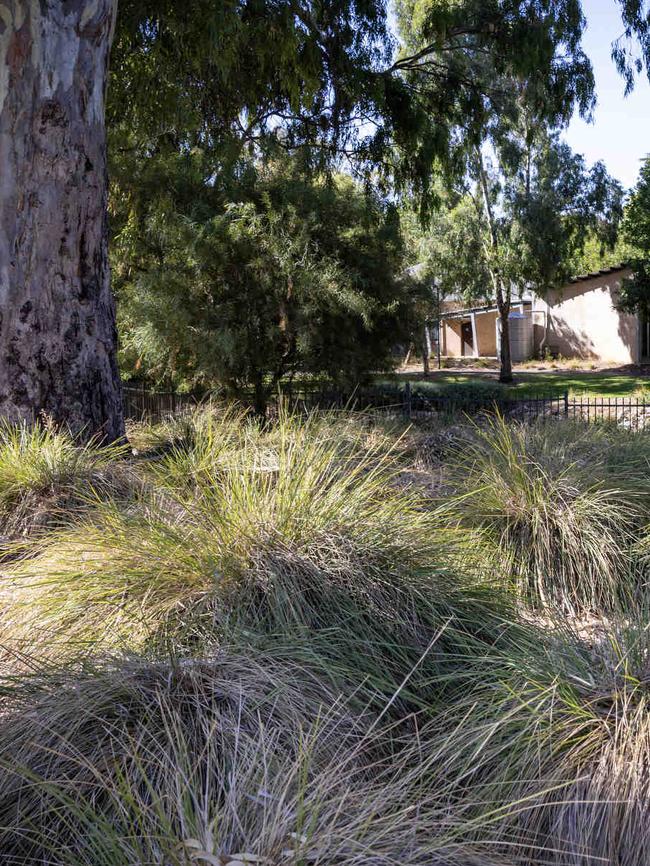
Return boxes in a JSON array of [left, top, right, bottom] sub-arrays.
[[379, 369, 650, 398]]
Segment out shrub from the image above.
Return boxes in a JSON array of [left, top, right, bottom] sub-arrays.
[[450, 414, 645, 613]]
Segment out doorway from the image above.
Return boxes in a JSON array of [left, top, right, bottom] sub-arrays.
[[461, 321, 474, 357]]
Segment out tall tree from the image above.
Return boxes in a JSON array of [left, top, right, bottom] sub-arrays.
[[396, 1, 597, 380], [616, 158, 650, 314], [0, 0, 124, 441]]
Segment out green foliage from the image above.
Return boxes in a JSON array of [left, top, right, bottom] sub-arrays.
[[618, 157, 650, 314], [566, 228, 632, 276], [401, 194, 492, 310], [510, 135, 625, 293], [392, 0, 595, 189], [110, 0, 394, 165], [113, 162, 408, 411], [109, 0, 599, 199], [614, 0, 650, 92]]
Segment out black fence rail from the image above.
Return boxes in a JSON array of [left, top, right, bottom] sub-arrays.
[[121, 384, 650, 427]]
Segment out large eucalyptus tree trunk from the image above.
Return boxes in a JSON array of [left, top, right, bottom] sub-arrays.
[[0, 0, 124, 442]]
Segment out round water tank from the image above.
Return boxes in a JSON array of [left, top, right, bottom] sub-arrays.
[[497, 311, 534, 362]]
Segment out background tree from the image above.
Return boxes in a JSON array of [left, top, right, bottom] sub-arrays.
[[401, 131, 623, 380], [511, 134, 625, 296], [616, 157, 650, 315], [109, 0, 603, 398], [463, 132, 622, 380], [114, 161, 407, 415], [395, 0, 596, 381], [401, 195, 491, 370], [614, 0, 650, 90]]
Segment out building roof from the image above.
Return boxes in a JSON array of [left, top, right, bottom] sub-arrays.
[[420, 263, 631, 321], [568, 263, 630, 284], [441, 300, 532, 320]]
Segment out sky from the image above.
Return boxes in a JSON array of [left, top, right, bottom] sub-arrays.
[[564, 0, 650, 191]]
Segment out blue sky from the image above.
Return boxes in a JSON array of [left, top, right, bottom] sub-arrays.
[[564, 0, 650, 191]]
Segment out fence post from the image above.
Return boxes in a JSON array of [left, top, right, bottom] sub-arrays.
[[404, 382, 412, 420], [563, 389, 569, 418]]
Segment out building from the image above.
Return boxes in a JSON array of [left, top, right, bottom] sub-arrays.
[[438, 265, 644, 364]]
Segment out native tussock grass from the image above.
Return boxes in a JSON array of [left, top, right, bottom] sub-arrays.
[[0, 421, 131, 539], [1, 406, 650, 864], [447, 414, 650, 613], [1, 410, 506, 699], [0, 649, 513, 866]]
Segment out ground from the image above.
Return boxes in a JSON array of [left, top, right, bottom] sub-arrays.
[[381, 361, 650, 397]]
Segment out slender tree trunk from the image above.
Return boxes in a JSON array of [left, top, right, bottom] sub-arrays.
[[475, 149, 513, 385], [496, 289, 513, 384], [0, 0, 124, 442], [252, 372, 268, 420], [422, 325, 430, 376]]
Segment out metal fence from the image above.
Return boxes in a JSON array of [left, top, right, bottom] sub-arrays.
[[122, 384, 650, 427], [122, 386, 198, 423]]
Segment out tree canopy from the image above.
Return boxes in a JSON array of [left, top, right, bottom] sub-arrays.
[[617, 158, 650, 314], [113, 158, 407, 413], [614, 0, 650, 91]]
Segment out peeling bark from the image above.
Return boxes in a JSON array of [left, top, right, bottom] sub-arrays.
[[0, 0, 124, 441]]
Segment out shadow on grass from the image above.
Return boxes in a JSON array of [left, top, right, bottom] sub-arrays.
[[378, 367, 650, 398]]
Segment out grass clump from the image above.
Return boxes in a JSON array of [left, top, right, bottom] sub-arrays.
[[426, 614, 650, 865], [2, 409, 510, 702], [0, 421, 129, 539], [0, 648, 510, 866], [450, 414, 645, 613], [5, 406, 650, 864]]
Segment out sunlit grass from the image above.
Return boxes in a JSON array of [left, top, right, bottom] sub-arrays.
[[1, 409, 508, 704], [0, 420, 129, 537], [449, 414, 648, 613], [425, 611, 650, 864], [1, 408, 650, 864]]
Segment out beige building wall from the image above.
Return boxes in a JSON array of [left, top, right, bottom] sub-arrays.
[[533, 269, 638, 364], [442, 320, 463, 357], [475, 311, 498, 356], [442, 311, 501, 358]]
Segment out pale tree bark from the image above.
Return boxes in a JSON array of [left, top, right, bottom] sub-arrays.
[[421, 324, 430, 375], [496, 286, 513, 383], [0, 0, 124, 441], [475, 149, 513, 384]]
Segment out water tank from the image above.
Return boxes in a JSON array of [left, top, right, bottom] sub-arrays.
[[498, 311, 534, 362]]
